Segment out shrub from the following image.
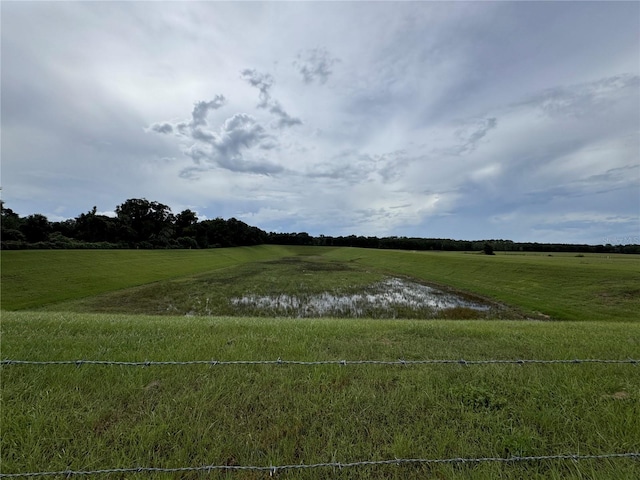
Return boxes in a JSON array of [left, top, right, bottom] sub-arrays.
[[483, 243, 495, 255]]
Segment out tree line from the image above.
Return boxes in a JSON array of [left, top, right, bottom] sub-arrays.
[[1, 199, 266, 250], [1, 198, 638, 254]]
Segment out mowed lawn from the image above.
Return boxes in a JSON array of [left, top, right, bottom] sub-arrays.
[[0, 245, 294, 311], [1, 246, 639, 478], [2, 246, 639, 321], [322, 248, 640, 321]]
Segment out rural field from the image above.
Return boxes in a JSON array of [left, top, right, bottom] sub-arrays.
[[1, 246, 639, 478]]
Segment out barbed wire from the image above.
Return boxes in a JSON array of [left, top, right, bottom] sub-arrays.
[[1, 452, 638, 478], [1, 358, 638, 367], [2, 359, 638, 478]]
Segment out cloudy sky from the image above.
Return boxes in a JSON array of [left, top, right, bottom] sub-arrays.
[[2, 1, 639, 244]]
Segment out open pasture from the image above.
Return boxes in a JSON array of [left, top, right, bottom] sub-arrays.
[[1, 246, 639, 478], [2, 246, 639, 321], [320, 248, 640, 322], [2, 312, 639, 479], [0, 245, 294, 311]]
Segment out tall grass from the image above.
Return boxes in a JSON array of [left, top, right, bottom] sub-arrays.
[[2, 312, 639, 479], [2, 247, 639, 478]]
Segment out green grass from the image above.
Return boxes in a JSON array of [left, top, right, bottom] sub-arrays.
[[322, 248, 640, 321], [3, 246, 638, 321], [2, 312, 639, 479], [2, 246, 640, 478], [42, 254, 515, 319], [0, 245, 294, 311]]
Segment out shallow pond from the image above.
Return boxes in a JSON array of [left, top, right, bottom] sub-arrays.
[[230, 277, 493, 318]]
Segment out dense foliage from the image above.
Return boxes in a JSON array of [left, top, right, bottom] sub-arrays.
[[1, 199, 266, 250], [2, 199, 638, 253]]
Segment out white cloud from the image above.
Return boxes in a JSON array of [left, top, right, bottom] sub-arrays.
[[2, 1, 638, 243]]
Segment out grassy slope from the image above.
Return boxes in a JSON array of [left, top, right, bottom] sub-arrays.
[[2, 246, 639, 321], [2, 247, 639, 478], [2, 312, 639, 479], [323, 248, 640, 321], [0, 245, 293, 311]]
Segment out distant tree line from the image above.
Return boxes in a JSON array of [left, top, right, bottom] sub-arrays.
[[2, 199, 638, 254], [305, 235, 640, 254], [1, 199, 266, 250]]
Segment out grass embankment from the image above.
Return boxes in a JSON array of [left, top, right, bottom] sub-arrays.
[[0, 245, 294, 311], [322, 248, 640, 321], [2, 246, 639, 477], [40, 252, 514, 319], [3, 246, 638, 321], [2, 312, 639, 479]]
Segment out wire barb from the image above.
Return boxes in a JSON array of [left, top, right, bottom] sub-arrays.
[[1, 453, 638, 478], [1, 358, 639, 367]]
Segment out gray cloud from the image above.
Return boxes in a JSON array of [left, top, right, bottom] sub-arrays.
[[241, 68, 302, 129], [305, 150, 377, 185], [520, 74, 639, 119], [269, 103, 303, 128], [191, 95, 226, 126], [183, 111, 282, 175], [175, 122, 190, 136], [214, 113, 269, 158], [3, 1, 638, 243], [183, 144, 210, 164], [216, 156, 283, 176], [148, 122, 174, 134], [294, 48, 340, 84], [376, 150, 414, 183], [240, 69, 274, 108], [460, 118, 497, 149], [190, 127, 216, 143], [147, 94, 227, 136], [526, 164, 640, 200], [435, 117, 498, 157], [148, 92, 283, 175]]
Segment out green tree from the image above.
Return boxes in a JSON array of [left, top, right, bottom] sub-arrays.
[[75, 207, 118, 243], [1, 201, 22, 230], [115, 198, 174, 246], [483, 243, 495, 255], [1, 202, 25, 243], [20, 214, 51, 243], [175, 209, 198, 237]]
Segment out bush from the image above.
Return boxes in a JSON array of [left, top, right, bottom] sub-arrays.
[[483, 243, 495, 255], [177, 237, 199, 249], [1, 229, 26, 242]]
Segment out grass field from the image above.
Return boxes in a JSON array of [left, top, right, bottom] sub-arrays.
[[2, 312, 639, 479], [1, 246, 639, 478], [320, 248, 640, 322], [3, 246, 639, 321], [0, 245, 294, 311]]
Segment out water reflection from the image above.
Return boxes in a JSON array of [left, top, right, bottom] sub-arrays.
[[230, 277, 490, 318]]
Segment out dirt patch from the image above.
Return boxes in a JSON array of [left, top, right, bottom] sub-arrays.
[[264, 257, 355, 272], [602, 391, 630, 400]]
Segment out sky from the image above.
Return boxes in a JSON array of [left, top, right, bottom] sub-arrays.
[[2, 1, 639, 244]]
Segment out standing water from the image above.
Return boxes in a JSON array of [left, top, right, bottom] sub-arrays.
[[230, 277, 492, 318]]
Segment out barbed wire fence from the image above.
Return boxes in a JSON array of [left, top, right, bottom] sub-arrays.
[[0, 453, 638, 478], [2, 357, 638, 367], [2, 357, 639, 477]]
